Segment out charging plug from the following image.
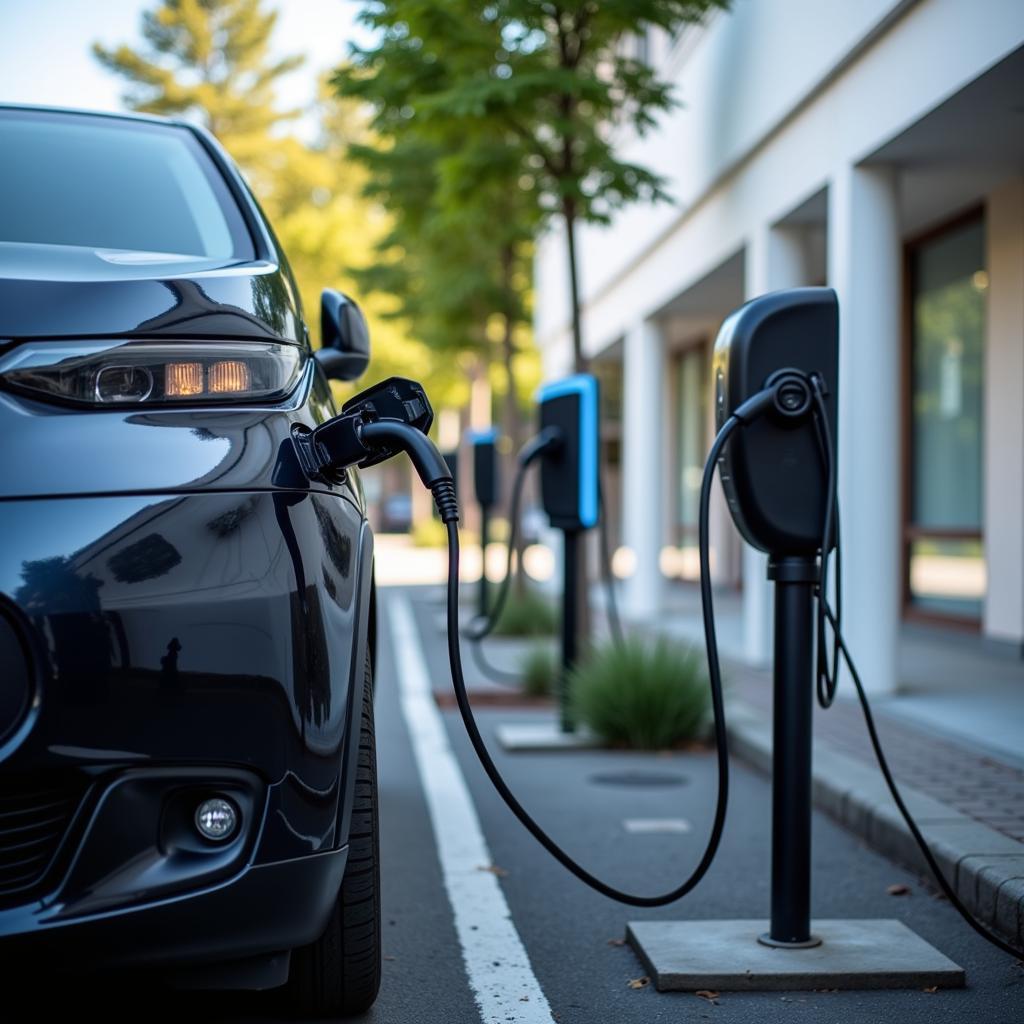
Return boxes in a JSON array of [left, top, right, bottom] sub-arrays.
[[732, 370, 814, 425], [518, 426, 563, 465], [296, 376, 459, 523]]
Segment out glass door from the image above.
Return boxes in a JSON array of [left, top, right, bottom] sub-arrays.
[[905, 214, 986, 622]]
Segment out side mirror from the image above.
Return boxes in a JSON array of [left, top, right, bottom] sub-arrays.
[[315, 289, 370, 381]]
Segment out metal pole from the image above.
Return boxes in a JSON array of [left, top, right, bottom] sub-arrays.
[[560, 528, 580, 733], [479, 505, 490, 618], [761, 555, 821, 948]]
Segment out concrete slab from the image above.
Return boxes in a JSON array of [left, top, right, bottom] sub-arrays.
[[495, 721, 604, 751], [626, 918, 965, 991]]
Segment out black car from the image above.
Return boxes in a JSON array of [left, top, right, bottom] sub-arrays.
[[0, 105, 382, 1015]]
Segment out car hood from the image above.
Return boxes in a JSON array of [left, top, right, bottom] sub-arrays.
[[0, 241, 305, 343]]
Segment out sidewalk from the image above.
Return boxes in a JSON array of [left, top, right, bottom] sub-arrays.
[[728, 675, 1024, 951], [593, 585, 1024, 950], [625, 590, 1024, 953]]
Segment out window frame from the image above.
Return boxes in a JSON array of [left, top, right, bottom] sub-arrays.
[[901, 204, 986, 631]]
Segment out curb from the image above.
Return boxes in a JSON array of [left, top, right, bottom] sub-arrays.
[[727, 699, 1024, 953]]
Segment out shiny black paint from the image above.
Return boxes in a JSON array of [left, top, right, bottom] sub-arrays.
[[0, 486, 372, 917], [0, 107, 375, 972], [0, 249, 307, 344], [0, 366, 355, 498]]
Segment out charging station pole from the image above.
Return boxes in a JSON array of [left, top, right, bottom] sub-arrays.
[[470, 430, 499, 619], [559, 529, 581, 732], [535, 374, 600, 737], [479, 505, 491, 616], [764, 556, 819, 947]]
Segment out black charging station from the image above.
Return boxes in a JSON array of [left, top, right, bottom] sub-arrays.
[[714, 287, 838, 949], [627, 287, 963, 990], [536, 374, 599, 732], [469, 429, 499, 616]]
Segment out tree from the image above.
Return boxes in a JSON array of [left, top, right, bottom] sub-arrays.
[[336, 7, 543, 459], [347, 0, 727, 372], [93, 0, 303, 200]]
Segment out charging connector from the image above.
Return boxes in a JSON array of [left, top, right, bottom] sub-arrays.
[[299, 376, 457, 523]]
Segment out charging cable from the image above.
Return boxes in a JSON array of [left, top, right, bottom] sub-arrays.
[[597, 468, 625, 647], [465, 427, 624, 687], [806, 382, 1022, 960], [316, 380, 1022, 949], [438, 412, 738, 905], [462, 430, 561, 686]]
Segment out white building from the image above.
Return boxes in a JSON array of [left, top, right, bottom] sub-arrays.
[[534, 0, 1024, 693]]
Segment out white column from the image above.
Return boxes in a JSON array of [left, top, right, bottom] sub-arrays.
[[828, 164, 901, 694], [984, 178, 1024, 649], [741, 224, 809, 666], [621, 318, 666, 619]]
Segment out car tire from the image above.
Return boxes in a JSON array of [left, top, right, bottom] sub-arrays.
[[286, 653, 381, 1017]]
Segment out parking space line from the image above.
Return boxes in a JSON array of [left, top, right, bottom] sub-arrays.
[[622, 818, 692, 834], [388, 592, 553, 1024]]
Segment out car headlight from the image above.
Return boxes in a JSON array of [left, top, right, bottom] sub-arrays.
[[0, 339, 306, 406]]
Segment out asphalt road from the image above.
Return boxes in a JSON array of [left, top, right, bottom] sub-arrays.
[[16, 584, 1024, 1023]]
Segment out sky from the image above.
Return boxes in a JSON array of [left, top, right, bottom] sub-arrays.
[[0, 0, 371, 127]]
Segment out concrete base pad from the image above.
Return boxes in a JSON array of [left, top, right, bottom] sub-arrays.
[[495, 722, 603, 752], [626, 919, 964, 991]]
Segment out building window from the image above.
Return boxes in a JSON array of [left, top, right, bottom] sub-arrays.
[[672, 344, 706, 580], [905, 214, 986, 621]]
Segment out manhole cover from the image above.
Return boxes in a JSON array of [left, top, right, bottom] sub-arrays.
[[588, 771, 688, 788]]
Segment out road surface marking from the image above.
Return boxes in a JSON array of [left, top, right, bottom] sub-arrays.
[[623, 818, 692, 834], [389, 593, 553, 1024]]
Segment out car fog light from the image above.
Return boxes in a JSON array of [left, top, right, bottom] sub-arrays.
[[195, 797, 238, 841]]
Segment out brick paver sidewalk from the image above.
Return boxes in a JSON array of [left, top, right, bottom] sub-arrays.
[[734, 672, 1024, 845]]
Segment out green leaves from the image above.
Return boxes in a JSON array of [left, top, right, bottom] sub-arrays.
[[338, 0, 727, 368]]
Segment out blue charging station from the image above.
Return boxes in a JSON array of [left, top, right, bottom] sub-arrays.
[[536, 373, 600, 732], [468, 428, 499, 616]]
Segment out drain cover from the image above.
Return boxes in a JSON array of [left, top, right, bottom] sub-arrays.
[[588, 771, 688, 788]]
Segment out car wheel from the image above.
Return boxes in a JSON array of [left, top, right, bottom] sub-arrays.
[[286, 653, 381, 1016]]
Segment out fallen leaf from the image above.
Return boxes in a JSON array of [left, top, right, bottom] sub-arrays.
[[628, 976, 650, 990], [607, 938, 626, 947], [477, 864, 509, 877], [696, 990, 720, 1003], [923, 986, 938, 994], [519, 995, 530, 1002], [887, 883, 911, 896], [383, 955, 396, 962]]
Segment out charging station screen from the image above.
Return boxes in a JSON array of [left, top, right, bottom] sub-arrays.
[[469, 428, 498, 509], [537, 374, 599, 532]]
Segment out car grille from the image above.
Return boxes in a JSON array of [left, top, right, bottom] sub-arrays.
[[0, 775, 86, 903]]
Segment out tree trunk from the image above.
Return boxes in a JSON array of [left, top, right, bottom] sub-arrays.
[[562, 196, 587, 373], [499, 248, 528, 595]]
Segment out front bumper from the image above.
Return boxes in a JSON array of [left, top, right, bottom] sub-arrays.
[[0, 490, 372, 960], [2, 842, 348, 970]]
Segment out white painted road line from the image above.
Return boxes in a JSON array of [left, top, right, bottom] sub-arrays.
[[388, 593, 553, 1024], [622, 818, 692, 834]]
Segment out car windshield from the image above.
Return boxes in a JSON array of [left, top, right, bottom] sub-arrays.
[[0, 109, 253, 260]]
